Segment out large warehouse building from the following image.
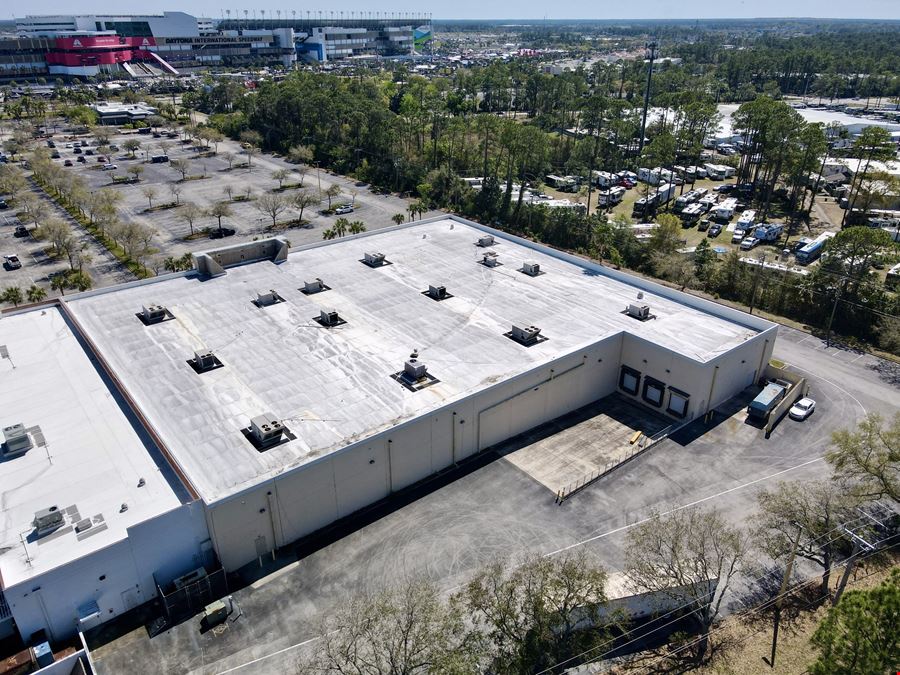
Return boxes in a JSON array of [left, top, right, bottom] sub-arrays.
[[0, 216, 776, 644]]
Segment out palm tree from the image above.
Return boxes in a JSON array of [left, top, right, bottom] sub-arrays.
[[50, 274, 67, 296], [348, 220, 367, 235], [1, 286, 23, 307], [322, 228, 336, 240], [392, 213, 405, 225], [333, 217, 349, 238], [26, 284, 47, 303]]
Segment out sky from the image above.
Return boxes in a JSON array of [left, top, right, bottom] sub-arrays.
[[4, 0, 898, 20]]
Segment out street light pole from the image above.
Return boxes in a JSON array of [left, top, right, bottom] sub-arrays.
[[637, 41, 658, 158]]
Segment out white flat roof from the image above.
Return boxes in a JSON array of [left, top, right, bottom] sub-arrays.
[[66, 219, 761, 503], [0, 308, 183, 588]]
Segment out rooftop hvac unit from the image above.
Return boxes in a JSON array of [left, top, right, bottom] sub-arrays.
[[427, 284, 447, 300], [477, 234, 495, 247], [627, 303, 651, 320], [32, 506, 63, 537], [319, 309, 341, 327], [522, 261, 541, 277], [511, 324, 542, 344], [364, 251, 386, 266], [256, 289, 279, 307], [304, 278, 325, 294], [1, 423, 32, 456], [482, 252, 500, 267], [204, 600, 228, 627], [142, 304, 167, 324], [403, 358, 428, 381], [250, 413, 284, 446], [194, 350, 217, 372]]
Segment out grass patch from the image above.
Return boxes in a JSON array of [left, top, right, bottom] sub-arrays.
[[183, 228, 211, 241], [143, 202, 179, 213], [179, 175, 210, 183], [231, 195, 253, 202], [263, 218, 311, 232], [272, 183, 305, 193]]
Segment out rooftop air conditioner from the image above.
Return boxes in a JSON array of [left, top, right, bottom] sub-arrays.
[[477, 234, 495, 247], [319, 309, 341, 327], [256, 290, 279, 306], [304, 278, 324, 294], [2, 423, 32, 456], [194, 350, 217, 372], [403, 358, 428, 381], [142, 304, 167, 324], [364, 251, 385, 266], [33, 506, 63, 537], [482, 252, 500, 267], [427, 284, 447, 299], [511, 324, 542, 344], [522, 261, 541, 276], [627, 303, 651, 320], [250, 413, 284, 445]]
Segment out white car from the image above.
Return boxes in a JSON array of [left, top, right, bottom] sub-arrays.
[[789, 398, 816, 421], [101, 164, 118, 171], [334, 205, 354, 215]]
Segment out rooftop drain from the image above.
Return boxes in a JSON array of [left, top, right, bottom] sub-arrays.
[[1, 423, 33, 457], [423, 284, 452, 301], [137, 303, 174, 325], [361, 251, 391, 268], [241, 412, 296, 452], [480, 252, 501, 268], [253, 290, 284, 308], [187, 349, 224, 374], [506, 323, 548, 347], [392, 350, 439, 392], [520, 261, 544, 277], [301, 278, 330, 295], [314, 309, 347, 328]]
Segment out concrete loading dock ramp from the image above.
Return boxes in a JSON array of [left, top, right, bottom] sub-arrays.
[[496, 394, 671, 494]]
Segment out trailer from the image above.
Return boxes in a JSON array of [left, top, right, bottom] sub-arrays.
[[591, 171, 617, 188], [655, 182, 676, 205], [713, 198, 738, 221], [681, 202, 705, 224], [674, 190, 699, 212], [704, 163, 727, 180], [747, 382, 787, 422], [796, 231, 836, 265], [598, 186, 626, 207], [632, 193, 659, 216], [753, 223, 784, 242], [736, 210, 756, 230], [545, 174, 578, 192]]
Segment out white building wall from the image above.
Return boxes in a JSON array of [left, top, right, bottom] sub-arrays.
[[4, 503, 209, 643]]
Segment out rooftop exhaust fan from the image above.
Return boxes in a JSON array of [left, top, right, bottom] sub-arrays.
[[403, 357, 428, 382], [364, 251, 386, 267], [427, 284, 448, 300], [33, 506, 63, 537], [304, 278, 326, 294], [320, 309, 341, 327], [194, 350, 217, 372], [256, 290, 281, 307], [250, 413, 285, 447], [481, 252, 500, 267], [1, 423, 32, 457]]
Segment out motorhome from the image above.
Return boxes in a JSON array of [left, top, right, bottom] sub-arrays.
[[654, 183, 676, 205], [681, 202, 705, 224], [545, 175, 578, 192], [591, 171, 617, 188], [674, 190, 699, 212], [736, 210, 756, 230], [713, 198, 739, 221], [753, 223, 784, 242], [597, 186, 626, 207], [795, 231, 836, 265]]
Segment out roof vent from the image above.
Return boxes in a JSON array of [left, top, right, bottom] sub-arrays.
[[477, 234, 495, 247], [626, 303, 652, 321], [404, 357, 428, 381], [507, 323, 548, 347], [481, 252, 501, 267], [424, 284, 452, 301], [1, 423, 33, 457], [249, 413, 285, 448], [314, 308, 346, 328], [301, 278, 329, 294], [188, 349, 223, 374], [138, 304, 172, 325], [32, 506, 63, 538], [362, 251, 389, 267], [254, 289, 283, 307], [521, 261, 542, 277]]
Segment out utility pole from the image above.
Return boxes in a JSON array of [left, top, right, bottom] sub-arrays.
[[749, 254, 767, 315], [767, 523, 802, 669], [637, 41, 658, 158], [825, 278, 846, 347], [833, 525, 876, 605]]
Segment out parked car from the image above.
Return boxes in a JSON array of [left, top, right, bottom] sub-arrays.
[[3, 254, 22, 270], [72, 146, 82, 154], [788, 397, 816, 420], [46, 140, 56, 148], [698, 218, 710, 232], [0, 199, 8, 209], [617, 177, 636, 189], [80, 140, 89, 147], [102, 163, 118, 171], [334, 205, 354, 215], [97, 156, 107, 163], [740, 236, 760, 250], [707, 223, 723, 238], [77, 156, 87, 163], [14, 225, 28, 237], [64, 159, 73, 167], [85, 149, 94, 156]]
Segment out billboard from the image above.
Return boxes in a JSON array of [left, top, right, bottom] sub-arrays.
[[413, 25, 432, 50]]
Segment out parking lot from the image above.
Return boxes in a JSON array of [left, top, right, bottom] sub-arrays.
[[46, 127, 439, 260]]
